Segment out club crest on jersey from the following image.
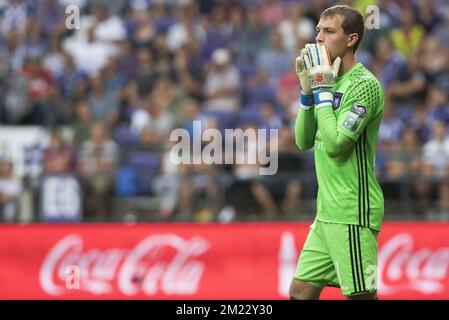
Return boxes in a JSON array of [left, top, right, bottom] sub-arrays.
[[351, 103, 367, 117], [342, 102, 368, 133], [333, 92, 343, 110]]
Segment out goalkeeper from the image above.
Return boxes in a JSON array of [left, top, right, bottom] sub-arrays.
[[290, 5, 384, 300]]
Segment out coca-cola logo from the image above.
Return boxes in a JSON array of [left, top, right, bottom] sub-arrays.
[[379, 233, 449, 295], [39, 234, 210, 296]]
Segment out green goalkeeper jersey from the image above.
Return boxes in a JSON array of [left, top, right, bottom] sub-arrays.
[[310, 62, 384, 231]]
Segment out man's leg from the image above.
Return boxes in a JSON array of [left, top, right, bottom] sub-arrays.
[[250, 182, 278, 218], [292, 220, 335, 300], [281, 180, 302, 216], [289, 279, 322, 300]]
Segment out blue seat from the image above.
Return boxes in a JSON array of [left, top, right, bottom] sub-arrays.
[[115, 166, 138, 197], [236, 62, 257, 81], [113, 125, 139, 145], [243, 84, 276, 105], [200, 110, 237, 133], [237, 104, 261, 127], [125, 151, 161, 195]]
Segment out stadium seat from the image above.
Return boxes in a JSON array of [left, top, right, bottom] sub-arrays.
[[243, 84, 276, 105], [199, 110, 237, 133], [113, 125, 139, 145], [237, 104, 261, 127], [124, 151, 161, 195]]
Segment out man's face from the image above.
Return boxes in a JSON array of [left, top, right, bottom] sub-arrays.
[[315, 15, 351, 61]]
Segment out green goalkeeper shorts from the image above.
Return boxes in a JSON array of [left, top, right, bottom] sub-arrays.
[[294, 219, 379, 297]]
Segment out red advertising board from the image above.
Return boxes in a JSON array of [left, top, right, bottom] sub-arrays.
[[0, 222, 448, 299]]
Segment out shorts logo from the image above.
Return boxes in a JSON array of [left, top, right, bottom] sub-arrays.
[[365, 265, 378, 291], [333, 92, 343, 110]]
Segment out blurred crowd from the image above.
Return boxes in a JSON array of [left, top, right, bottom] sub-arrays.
[[0, 0, 449, 222]]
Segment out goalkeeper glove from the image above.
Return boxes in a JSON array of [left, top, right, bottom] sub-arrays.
[[295, 48, 314, 109], [303, 43, 341, 108]]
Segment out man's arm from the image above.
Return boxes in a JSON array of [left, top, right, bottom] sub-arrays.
[[295, 107, 317, 151], [316, 106, 354, 157], [316, 79, 381, 158], [294, 48, 318, 151]]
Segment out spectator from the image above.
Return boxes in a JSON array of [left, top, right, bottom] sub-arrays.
[[203, 48, 241, 112], [256, 29, 292, 88], [24, 21, 47, 59], [417, 120, 449, 216], [372, 37, 407, 90], [390, 54, 427, 109], [89, 0, 127, 44], [410, 107, 432, 145], [423, 84, 449, 128], [78, 122, 119, 220], [0, 0, 29, 37], [63, 25, 118, 77], [55, 52, 89, 104], [87, 72, 120, 127], [166, 2, 206, 53], [201, 2, 236, 59], [152, 74, 184, 125], [179, 161, 223, 222], [420, 36, 448, 79], [35, 0, 66, 37], [116, 40, 137, 82], [384, 128, 422, 181], [182, 97, 213, 140], [171, 44, 204, 101], [378, 95, 404, 151], [72, 100, 94, 147], [131, 46, 158, 97], [129, 93, 174, 148], [19, 56, 57, 125], [235, 9, 270, 63], [277, 70, 300, 116], [379, 127, 423, 214], [153, 31, 174, 74], [150, 0, 177, 33], [415, 0, 442, 32], [223, 123, 264, 219], [129, 6, 156, 48], [431, 6, 449, 49], [0, 157, 21, 222], [152, 141, 181, 220], [42, 129, 76, 174], [390, 7, 425, 58], [103, 56, 128, 97], [277, 2, 314, 52], [43, 33, 65, 78], [260, 102, 282, 132], [257, 0, 286, 28], [251, 122, 303, 218]]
